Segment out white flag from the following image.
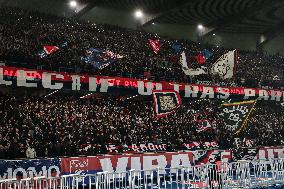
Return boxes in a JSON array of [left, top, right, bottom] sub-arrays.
[[211, 50, 238, 79], [180, 51, 207, 76]]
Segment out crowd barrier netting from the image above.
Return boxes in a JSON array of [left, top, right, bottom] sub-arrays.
[[2, 159, 284, 189]]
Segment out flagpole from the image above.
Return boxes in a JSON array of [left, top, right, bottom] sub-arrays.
[[235, 100, 257, 135]]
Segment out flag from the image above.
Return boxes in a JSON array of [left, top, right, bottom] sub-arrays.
[[180, 51, 207, 76], [44, 46, 59, 55], [196, 120, 212, 132], [171, 43, 181, 54], [148, 39, 162, 54], [194, 111, 212, 132], [153, 90, 182, 118], [202, 49, 213, 60], [81, 48, 123, 69], [39, 46, 59, 58], [195, 53, 206, 65], [220, 100, 256, 134], [195, 49, 212, 65], [211, 50, 238, 79], [39, 42, 67, 58]]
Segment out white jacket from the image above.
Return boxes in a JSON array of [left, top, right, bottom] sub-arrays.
[[26, 147, 36, 159]]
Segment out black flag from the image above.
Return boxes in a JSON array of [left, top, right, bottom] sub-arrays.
[[220, 101, 256, 134], [153, 90, 182, 118]]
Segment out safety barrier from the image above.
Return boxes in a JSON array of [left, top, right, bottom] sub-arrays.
[[0, 176, 61, 189], [1, 159, 284, 189]]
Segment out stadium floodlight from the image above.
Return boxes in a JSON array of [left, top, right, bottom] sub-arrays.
[[213, 33, 216, 36], [197, 24, 204, 30], [135, 10, 143, 18], [69, 0, 77, 8], [152, 22, 155, 25]]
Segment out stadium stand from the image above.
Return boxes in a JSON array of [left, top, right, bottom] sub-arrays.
[[1, 3, 284, 189], [0, 7, 284, 88], [0, 91, 283, 159]]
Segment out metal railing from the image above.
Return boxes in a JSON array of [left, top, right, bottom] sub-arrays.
[[0, 176, 61, 189], [2, 159, 284, 189]]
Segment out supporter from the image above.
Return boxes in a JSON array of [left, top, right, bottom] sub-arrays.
[[0, 143, 5, 159], [0, 7, 284, 159], [244, 101, 284, 147], [0, 7, 283, 89], [0, 90, 283, 159], [26, 145, 37, 159]]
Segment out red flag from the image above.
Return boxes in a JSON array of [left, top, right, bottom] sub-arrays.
[[148, 39, 162, 54], [44, 46, 59, 55], [195, 53, 206, 65]]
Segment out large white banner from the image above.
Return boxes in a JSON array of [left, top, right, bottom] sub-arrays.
[[180, 51, 207, 76], [211, 50, 237, 79]]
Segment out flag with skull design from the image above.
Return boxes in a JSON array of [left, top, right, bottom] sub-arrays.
[[220, 100, 256, 134], [153, 90, 182, 118], [211, 49, 238, 79]]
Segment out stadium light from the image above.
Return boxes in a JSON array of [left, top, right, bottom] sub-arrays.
[[152, 22, 155, 25], [213, 33, 216, 36], [69, 0, 77, 8], [197, 24, 204, 30], [135, 10, 143, 18]]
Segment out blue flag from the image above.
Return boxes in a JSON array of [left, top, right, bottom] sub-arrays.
[[81, 48, 123, 69], [171, 43, 181, 54], [202, 49, 213, 60]]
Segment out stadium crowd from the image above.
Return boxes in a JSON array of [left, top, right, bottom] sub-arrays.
[[0, 7, 284, 88], [0, 91, 283, 159], [0, 7, 284, 159]]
